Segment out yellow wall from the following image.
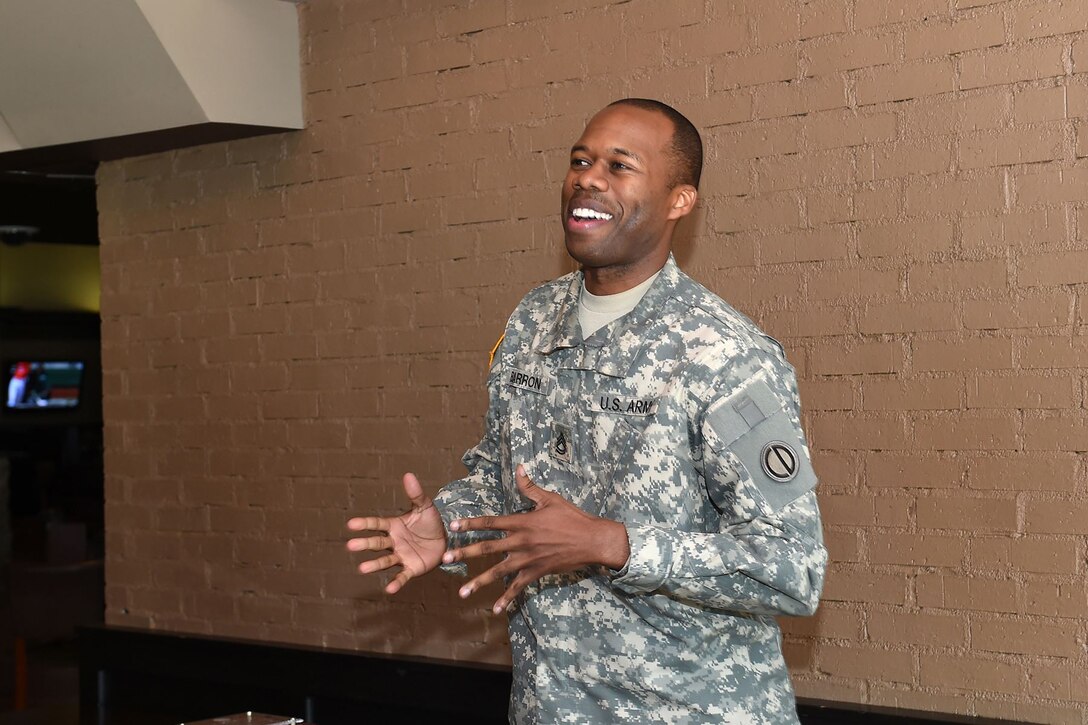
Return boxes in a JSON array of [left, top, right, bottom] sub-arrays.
[[0, 242, 100, 312]]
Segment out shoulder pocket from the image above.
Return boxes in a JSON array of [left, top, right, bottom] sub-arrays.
[[705, 379, 816, 513]]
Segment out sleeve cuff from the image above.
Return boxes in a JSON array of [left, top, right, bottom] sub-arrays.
[[435, 505, 467, 577], [610, 523, 673, 594]]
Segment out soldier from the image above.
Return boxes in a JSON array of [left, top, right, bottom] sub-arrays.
[[347, 99, 827, 724]]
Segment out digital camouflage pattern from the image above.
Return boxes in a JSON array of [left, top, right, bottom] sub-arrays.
[[435, 256, 827, 724]]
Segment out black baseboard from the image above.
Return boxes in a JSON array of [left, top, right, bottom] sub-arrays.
[[78, 625, 1027, 725]]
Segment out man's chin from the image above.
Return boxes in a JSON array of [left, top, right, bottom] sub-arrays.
[[563, 233, 610, 267]]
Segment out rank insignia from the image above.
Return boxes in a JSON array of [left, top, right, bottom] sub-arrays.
[[551, 422, 572, 463]]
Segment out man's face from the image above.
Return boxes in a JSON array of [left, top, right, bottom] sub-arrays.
[[561, 105, 689, 275]]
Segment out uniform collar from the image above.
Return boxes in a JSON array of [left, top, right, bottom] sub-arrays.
[[533, 255, 688, 376]]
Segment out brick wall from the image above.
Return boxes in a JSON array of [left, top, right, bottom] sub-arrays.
[[98, 0, 1088, 721]]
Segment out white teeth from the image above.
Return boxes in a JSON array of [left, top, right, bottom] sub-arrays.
[[571, 207, 613, 221]]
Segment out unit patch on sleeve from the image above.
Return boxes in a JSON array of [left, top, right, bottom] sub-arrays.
[[761, 441, 798, 483]]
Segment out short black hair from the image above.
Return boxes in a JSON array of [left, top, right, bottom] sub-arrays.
[[608, 98, 703, 189]]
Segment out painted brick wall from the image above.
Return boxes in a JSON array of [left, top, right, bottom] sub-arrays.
[[98, 0, 1088, 721]]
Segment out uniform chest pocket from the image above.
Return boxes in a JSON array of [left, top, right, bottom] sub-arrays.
[[502, 393, 584, 510]]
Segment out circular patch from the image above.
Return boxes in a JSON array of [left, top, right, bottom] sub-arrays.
[[761, 441, 799, 483]]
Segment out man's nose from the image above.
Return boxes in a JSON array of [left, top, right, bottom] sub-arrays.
[[573, 162, 608, 191]]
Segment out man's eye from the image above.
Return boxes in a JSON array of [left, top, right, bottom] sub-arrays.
[[571, 158, 590, 167], [610, 162, 629, 171]]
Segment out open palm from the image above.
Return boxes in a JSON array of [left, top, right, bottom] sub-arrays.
[[346, 473, 447, 594]]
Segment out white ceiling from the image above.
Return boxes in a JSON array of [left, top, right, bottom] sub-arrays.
[[0, 0, 303, 156]]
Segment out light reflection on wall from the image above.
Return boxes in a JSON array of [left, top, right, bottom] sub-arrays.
[[0, 242, 100, 312]]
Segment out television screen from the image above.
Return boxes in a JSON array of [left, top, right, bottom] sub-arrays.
[[5, 361, 84, 410]]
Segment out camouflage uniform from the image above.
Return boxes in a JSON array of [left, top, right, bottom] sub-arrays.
[[435, 256, 826, 724]]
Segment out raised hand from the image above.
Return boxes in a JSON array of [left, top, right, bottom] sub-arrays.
[[346, 472, 447, 594], [441, 465, 630, 614]]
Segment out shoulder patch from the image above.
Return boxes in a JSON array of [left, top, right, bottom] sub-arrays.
[[706, 378, 816, 512], [488, 333, 505, 368]]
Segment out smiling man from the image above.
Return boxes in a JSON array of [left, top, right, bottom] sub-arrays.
[[347, 99, 827, 724]]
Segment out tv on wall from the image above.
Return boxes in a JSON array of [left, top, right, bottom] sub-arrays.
[[4, 361, 85, 410]]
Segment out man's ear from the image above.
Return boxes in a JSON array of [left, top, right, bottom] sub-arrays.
[[667, 185, 698, 221]]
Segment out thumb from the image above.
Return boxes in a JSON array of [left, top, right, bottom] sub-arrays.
[[515, 464, 546, 503], [402, 472, 430, 509]]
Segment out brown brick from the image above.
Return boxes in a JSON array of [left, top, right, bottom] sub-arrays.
[[821, 569, 909, 605], [863, 378, 962, 411], [914, 413, 1020, 451], [857, 60, 955, 105], [961, 126, 1065, 170], [1019, 250, 1088, 287], [713, 193, 803, 234], [438, 62, 508, 100], [799, 0, 847, 39], [1012, 2, 1088, 41], [755, 77, 849, 120], [918, 573, 1019, 613], [963, 292, 1073, 331], [861, 302, 958, 334], [1020, 335, 1088, 369], [811, 341, 904, 376], [1076, 34, 1088, 73], [811, 414, 909, 451], [855, 0, 946, 29], [973, 619, 1079, 658], [960, 42, 1066, 90], [805, 110, 896, 150], [963, 209, 1068, 250], [917, 496, 1016, 532], [824, 529, 862, 562], [818, 645, 914, 683], [869, 533, 968, 566], [968, 375, 1076, 409], [969, 454, 1078, 492], [973, 536, 1079, 574], [920, 655, 1022, 694], [806, 266, 899, 302], [904, 14, 1006, 59], [780, 604, 863, 639], [1022, 581, 1088, 619], [435, 0, 506, 37], [868, 611, 967, 647], [1014, 86, 1067, 124], [1024, 500, 1088, 534], [804, 33, 897, 76], [904, 171, 1006, 215], [912, 259, 1008, 295], [471, 24, 548, 64], [714, 48, 798, 89], [857, 219, 954, 258], [867, 453, 966, 489], [871, 139, 951, 179]]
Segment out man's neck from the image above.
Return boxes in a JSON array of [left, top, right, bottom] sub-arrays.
[[582, 250, 670, 295]]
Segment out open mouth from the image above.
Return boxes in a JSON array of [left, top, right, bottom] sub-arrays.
[[566, 205, 615, 233]]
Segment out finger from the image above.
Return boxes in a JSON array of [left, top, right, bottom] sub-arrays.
[[357, 553, 400, 575], [346, 516, 390, 532], [442, 537, 512, 565], [449, 513, 516, 533], [515, 464, 547, 503], [386, 568, 415, 595], [346, 535, 393, 552], [402, 472, 430, 509], [457, 557, 519, 600], [492, 572, 533, 615]]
